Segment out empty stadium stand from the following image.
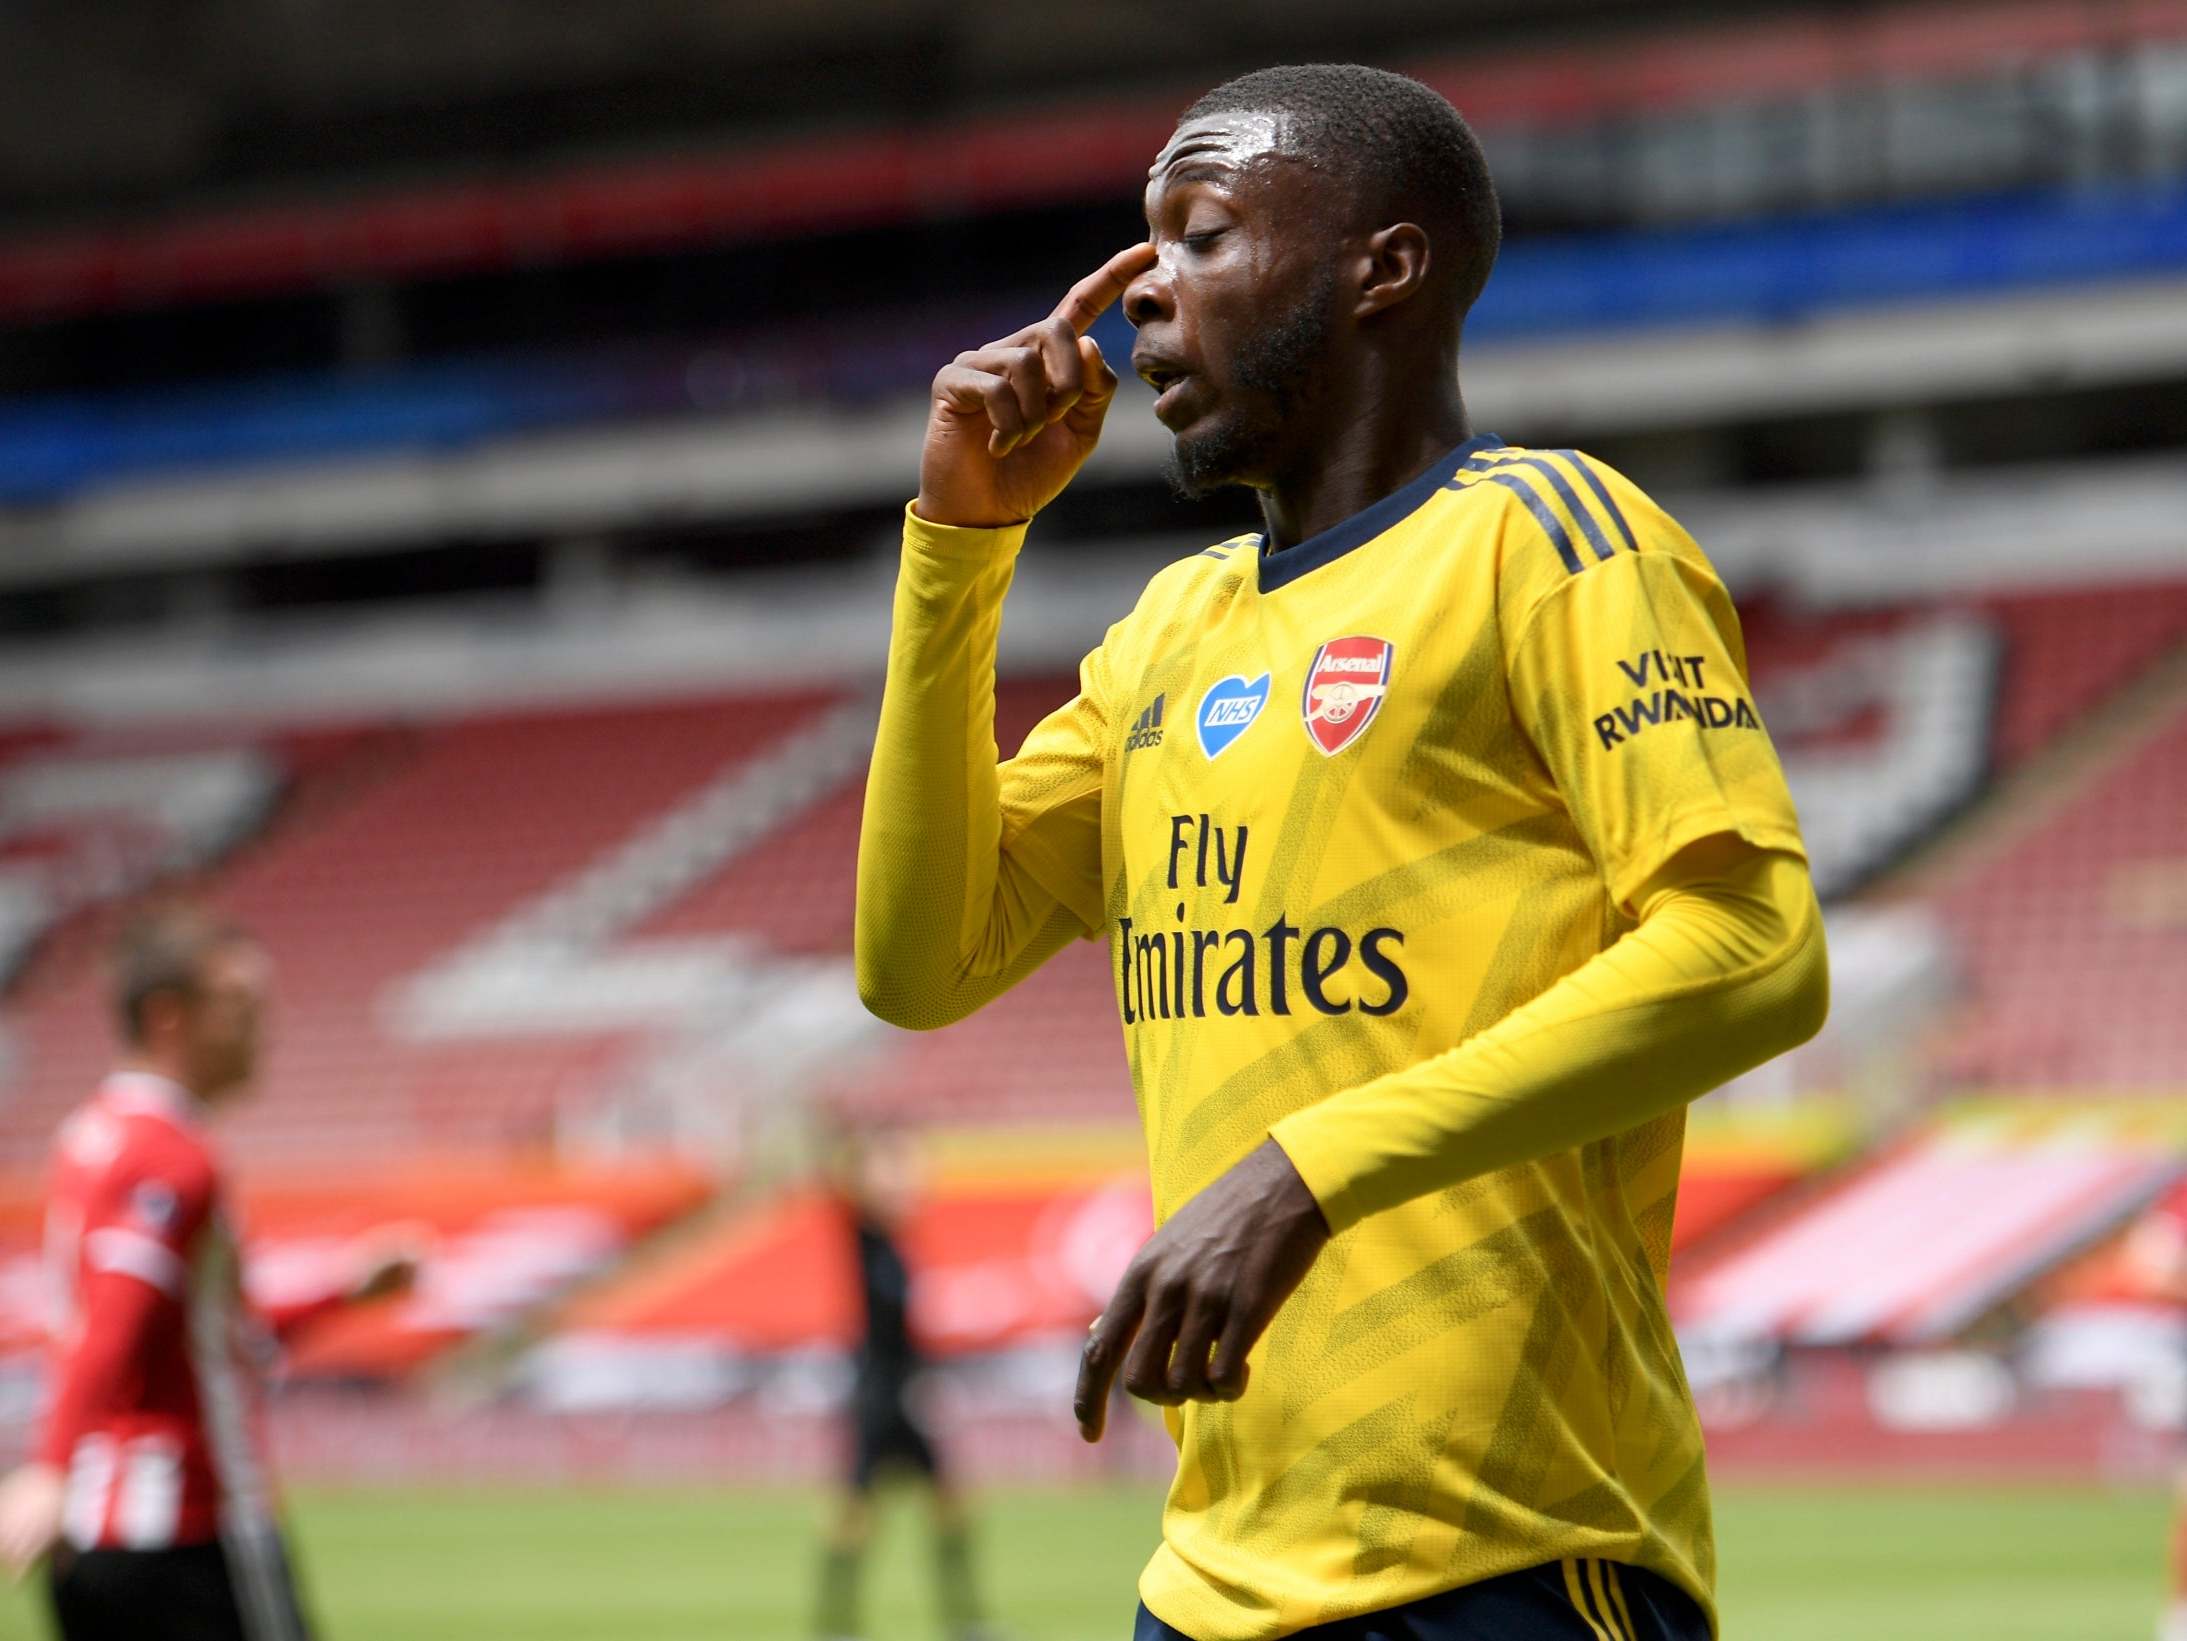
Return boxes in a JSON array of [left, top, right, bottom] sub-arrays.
[[1923, 684, 2187, 1092], [633, 675, 1142, 1126], [0, 691, 841, 1163], [1672, 1103, 2187, 1346]]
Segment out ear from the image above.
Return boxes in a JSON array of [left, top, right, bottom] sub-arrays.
[[1353, 222, 1432, 319]]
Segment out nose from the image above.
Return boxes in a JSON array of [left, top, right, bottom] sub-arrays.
[[1123, 260, 1171, 330]]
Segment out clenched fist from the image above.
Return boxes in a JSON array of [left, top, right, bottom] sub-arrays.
[[915, 242, 1156, 529]]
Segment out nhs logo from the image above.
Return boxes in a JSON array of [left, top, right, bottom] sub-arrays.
[[1195, 673, 1271, 759]]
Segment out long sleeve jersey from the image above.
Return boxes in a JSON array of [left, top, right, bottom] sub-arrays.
[[856, 435, 1827, 1639]]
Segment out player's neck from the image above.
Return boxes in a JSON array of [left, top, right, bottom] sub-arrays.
[[116, 1052, 220, 1109], [1256, 375, 1471, 551]]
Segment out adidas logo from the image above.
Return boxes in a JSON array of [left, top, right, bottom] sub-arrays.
[[1125, 692, 1166, 752]]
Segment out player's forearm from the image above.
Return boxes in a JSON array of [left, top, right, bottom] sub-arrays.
[[856, 508, 1075, 1029], [34, 1272, 167, 1466], [1269, 848, 1828, 1232]]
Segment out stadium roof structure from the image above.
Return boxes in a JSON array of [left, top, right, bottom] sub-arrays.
[[5, 0, 2182, 314]]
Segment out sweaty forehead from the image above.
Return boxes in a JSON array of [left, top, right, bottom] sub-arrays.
[[1147, 109, 1299, 186]]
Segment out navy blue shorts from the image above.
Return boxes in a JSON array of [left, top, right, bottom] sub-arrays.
[[1133, 1559, 1710, 1641], [848, 1383, 941, 1492]]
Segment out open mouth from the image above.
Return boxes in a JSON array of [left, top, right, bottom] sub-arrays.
[[1141, 366, 1194, 422]]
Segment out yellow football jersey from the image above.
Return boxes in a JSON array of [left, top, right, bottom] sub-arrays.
[[986, 435, 1806, 1639]]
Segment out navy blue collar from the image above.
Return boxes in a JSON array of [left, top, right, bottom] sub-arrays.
[[1257, 433, 1502, 593]]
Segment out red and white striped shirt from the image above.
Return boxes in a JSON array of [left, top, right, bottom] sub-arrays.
[[35, 1073, 278, 1551]]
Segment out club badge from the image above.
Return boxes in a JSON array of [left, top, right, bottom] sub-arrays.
[[1301, 636, 1393, 755]]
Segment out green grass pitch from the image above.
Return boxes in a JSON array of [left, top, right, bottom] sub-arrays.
[[0, 1480, 2168, 1638]]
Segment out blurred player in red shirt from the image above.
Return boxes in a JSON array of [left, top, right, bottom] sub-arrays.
[[0, 906, 404, 1640]]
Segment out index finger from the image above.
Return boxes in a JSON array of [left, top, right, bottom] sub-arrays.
[[1074, 1278, 1147, 1441], [1051, 242, 1157, 335]]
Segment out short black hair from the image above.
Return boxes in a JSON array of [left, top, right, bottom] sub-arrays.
[[110, 904, 249, 1045], [1181, 63, 1502, 317]]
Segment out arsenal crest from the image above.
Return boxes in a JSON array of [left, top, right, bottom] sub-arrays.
[[1301, 636, 1393, 755]]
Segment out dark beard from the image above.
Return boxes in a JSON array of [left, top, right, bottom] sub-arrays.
[[1164, 269, 1337, 501]]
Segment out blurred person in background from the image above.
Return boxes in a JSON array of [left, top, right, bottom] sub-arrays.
[[2129, 1183, 2187, 1641], [0, 905, 409, 1641], [815, 1120, 996, 1641]]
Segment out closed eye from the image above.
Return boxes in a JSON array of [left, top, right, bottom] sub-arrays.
[[1181, 229, 1227, 251]]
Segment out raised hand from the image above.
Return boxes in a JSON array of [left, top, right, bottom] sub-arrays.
[[915, 241, 1156, 529], [348, 1220, 430, 1305], [349, 1249, 420, 1305], [1073, 1138, 1330, 1441]]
